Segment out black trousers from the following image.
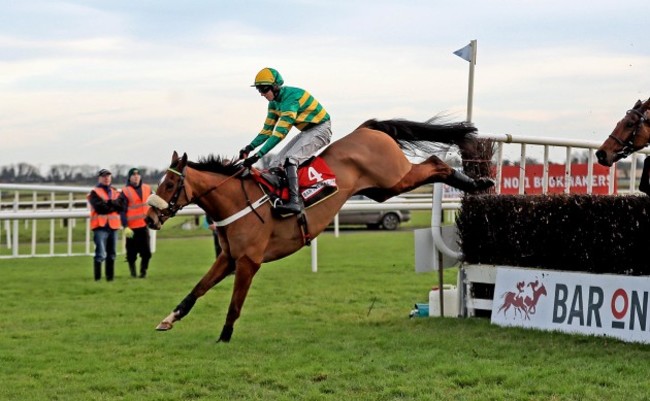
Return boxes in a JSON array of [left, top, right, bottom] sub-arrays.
[[640, 156, 650, 196], [126, 227, 152, 264]]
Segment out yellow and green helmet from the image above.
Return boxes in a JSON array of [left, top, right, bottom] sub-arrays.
[[252, 67, 284, 87]]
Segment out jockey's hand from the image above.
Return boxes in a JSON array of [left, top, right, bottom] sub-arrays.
[[239, 145, 254, 160], [243, 154, 260, 168], [124, 227, 134, 238]]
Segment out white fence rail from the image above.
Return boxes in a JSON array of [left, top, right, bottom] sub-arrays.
[[1, 132, 648, 260], [0, 196, 451, 259]]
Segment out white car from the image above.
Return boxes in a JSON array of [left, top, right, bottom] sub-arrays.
[[335, 195, 411, 230]]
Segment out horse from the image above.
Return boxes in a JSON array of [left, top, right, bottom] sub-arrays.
[[596, 97, 650, 167], [498, 291, 529, 319], [145, 118, 494, 342]]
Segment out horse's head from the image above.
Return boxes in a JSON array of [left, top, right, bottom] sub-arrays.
[[145, 151, 193, 230], [596, 98, 650, 167]]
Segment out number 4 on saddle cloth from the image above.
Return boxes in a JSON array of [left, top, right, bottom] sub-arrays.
[[249, 156, 338, 211]]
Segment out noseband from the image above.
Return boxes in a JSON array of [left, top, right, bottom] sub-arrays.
[[608, 108, 649, 159]]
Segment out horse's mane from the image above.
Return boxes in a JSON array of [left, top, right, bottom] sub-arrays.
[[174, 154, 241, 176]]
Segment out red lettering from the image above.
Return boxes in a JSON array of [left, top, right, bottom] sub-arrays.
[[611, 288, 628, 320]]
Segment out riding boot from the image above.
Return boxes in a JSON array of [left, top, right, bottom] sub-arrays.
[[275, 162, 302, 215], [128, 261, 137, 278], [93, 261, 102, 281], [139, 258, 149, 278], [106, 259, 115, 281]]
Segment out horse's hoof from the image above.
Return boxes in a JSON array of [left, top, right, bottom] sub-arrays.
[[217, 325, 233, 342], [475, 178, 495, 191], [155, 321, 174, 331]]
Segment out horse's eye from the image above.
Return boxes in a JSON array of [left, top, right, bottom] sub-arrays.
[[165, 182, 175, 190], [626, 122, 635, 128]]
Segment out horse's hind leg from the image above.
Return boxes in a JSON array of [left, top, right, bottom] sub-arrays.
[[390, 155, 493, 195], [218, 255, 261, 342], [444, 169, 494, 193], [381, 155, 454, 197], [156, 254, 235, 331]]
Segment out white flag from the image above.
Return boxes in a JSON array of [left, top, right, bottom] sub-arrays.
[[453, 43, 472, 63]]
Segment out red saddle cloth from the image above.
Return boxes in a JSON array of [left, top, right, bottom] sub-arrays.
[[251, 156, 338, 208]]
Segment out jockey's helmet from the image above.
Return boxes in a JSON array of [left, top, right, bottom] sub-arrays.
[[252, 68, 284, 87]]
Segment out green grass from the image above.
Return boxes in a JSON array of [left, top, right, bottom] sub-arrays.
[[2, 231, 650, 400]]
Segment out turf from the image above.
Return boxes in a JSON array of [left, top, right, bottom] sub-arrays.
[[1, 231, 649, 401]]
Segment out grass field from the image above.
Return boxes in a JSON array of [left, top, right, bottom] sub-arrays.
[[2, 230, 650, 401]]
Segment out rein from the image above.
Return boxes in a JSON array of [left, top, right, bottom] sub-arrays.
[[152, 166, 246, 220], [151, 165, 270, 227]]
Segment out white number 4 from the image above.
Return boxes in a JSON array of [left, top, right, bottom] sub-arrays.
[[307, 167, 323, 182]]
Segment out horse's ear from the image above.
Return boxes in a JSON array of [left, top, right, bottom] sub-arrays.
[[634, 100, 643, 108], [181, 153, 188, 165], [172, 151, 179, 163], [643, 98, 650, 109]]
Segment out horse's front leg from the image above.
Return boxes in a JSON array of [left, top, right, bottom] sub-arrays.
[[156, 254, 235, 331], [218, 255, 261, 342]]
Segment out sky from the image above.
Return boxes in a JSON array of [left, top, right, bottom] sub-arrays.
[[2, 0, 649, 173]]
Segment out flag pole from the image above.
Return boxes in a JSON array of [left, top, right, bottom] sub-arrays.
[[466, 39, 477, 123]]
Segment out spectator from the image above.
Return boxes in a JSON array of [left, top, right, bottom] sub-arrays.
[[87, 169, 124, 281], [119, 168, 153, 278], [640, 156, 650, 196]]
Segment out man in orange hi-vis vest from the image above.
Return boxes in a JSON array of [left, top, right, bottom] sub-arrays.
[[118, 168, 152, 278], [87, 169, 125, 281]]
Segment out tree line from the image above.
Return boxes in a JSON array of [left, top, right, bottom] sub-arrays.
[[0, 163, 166, 185], [1, 150, 639, 185]]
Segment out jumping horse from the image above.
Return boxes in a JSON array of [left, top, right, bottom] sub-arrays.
[[145, 118, 494, 342], [596, 97, 650, 167]]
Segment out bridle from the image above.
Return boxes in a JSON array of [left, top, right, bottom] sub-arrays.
[[147, 167, 191, 223], [150, 166, 246, 222], [608, 108, 650, 159], [156, 167, 189, 219]]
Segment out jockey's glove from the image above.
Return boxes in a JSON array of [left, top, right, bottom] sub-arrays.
[[124, 227, 134, 238], [243, 154, 260, 168], [239, 145, 254, 160]]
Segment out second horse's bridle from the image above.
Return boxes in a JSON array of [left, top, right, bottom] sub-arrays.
[[608, 108, 650, 159]]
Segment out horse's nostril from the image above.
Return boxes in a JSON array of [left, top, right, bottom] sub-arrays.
[[595, 150, 605, 160]]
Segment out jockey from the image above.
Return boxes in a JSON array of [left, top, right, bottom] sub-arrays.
[[240, 67, 332, 215]]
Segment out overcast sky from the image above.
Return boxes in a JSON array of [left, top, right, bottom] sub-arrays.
[[2, 0, 649, 172]]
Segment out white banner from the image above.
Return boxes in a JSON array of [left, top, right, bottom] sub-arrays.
[[491, 266, 650, 344]]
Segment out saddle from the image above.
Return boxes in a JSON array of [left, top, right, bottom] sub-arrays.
[[250, 156, 338, 210]]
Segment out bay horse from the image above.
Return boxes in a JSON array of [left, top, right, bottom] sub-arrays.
[[145, 118, 493, 342], [596, 97, 650, 167]]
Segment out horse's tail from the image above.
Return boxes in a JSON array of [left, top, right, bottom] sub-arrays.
[[359, 118, 479, 162]]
